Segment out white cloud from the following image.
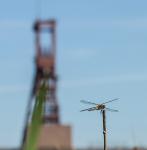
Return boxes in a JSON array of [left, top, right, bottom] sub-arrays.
[[63, 48, 97, 60], [0, 85, 29, 93], [1, 18, 146, 30], [60, 73, 147, 88], [61, 18, 147, 29], [0, 20, 31, 29]]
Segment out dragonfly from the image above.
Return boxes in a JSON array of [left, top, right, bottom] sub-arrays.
[[80, 98, 119, 112]]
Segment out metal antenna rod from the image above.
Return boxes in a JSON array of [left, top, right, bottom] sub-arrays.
[[102, 108, 107, 150]]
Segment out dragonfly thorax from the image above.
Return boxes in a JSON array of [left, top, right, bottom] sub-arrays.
[[96, 104, 105, 110]]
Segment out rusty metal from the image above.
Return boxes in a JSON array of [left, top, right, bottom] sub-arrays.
[[33, 19, 59, 124]]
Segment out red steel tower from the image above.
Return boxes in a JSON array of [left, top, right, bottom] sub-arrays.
[[33, 19, 59, 124], [22, 19, 72, 150]]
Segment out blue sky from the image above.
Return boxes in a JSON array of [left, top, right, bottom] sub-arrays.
[[0, 0, 147, 148]]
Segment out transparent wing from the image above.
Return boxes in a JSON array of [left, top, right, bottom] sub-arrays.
[[105, 107, 119, 112], [80, 107, 97, 112], [101, 98, 119, 105], [80, 100, 98, 105]]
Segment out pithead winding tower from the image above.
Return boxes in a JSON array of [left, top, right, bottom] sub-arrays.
[[33, 19, 59, 123], [22, 19, 72, 150]]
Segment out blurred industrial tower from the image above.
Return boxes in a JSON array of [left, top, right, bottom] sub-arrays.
[[33, 19, 59, 123], [22, 20, 72, 150]]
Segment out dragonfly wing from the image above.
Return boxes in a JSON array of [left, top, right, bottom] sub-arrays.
[[80, 107, 97, 112], [101, 98, 119, 105], [105, 107, 119, 112], [80, 100, 98, 105]]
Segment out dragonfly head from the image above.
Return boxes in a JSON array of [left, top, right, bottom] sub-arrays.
[[98, 104, 105, 110]]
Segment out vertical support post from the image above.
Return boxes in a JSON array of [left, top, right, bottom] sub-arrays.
[[102, 108, 107, 150]]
